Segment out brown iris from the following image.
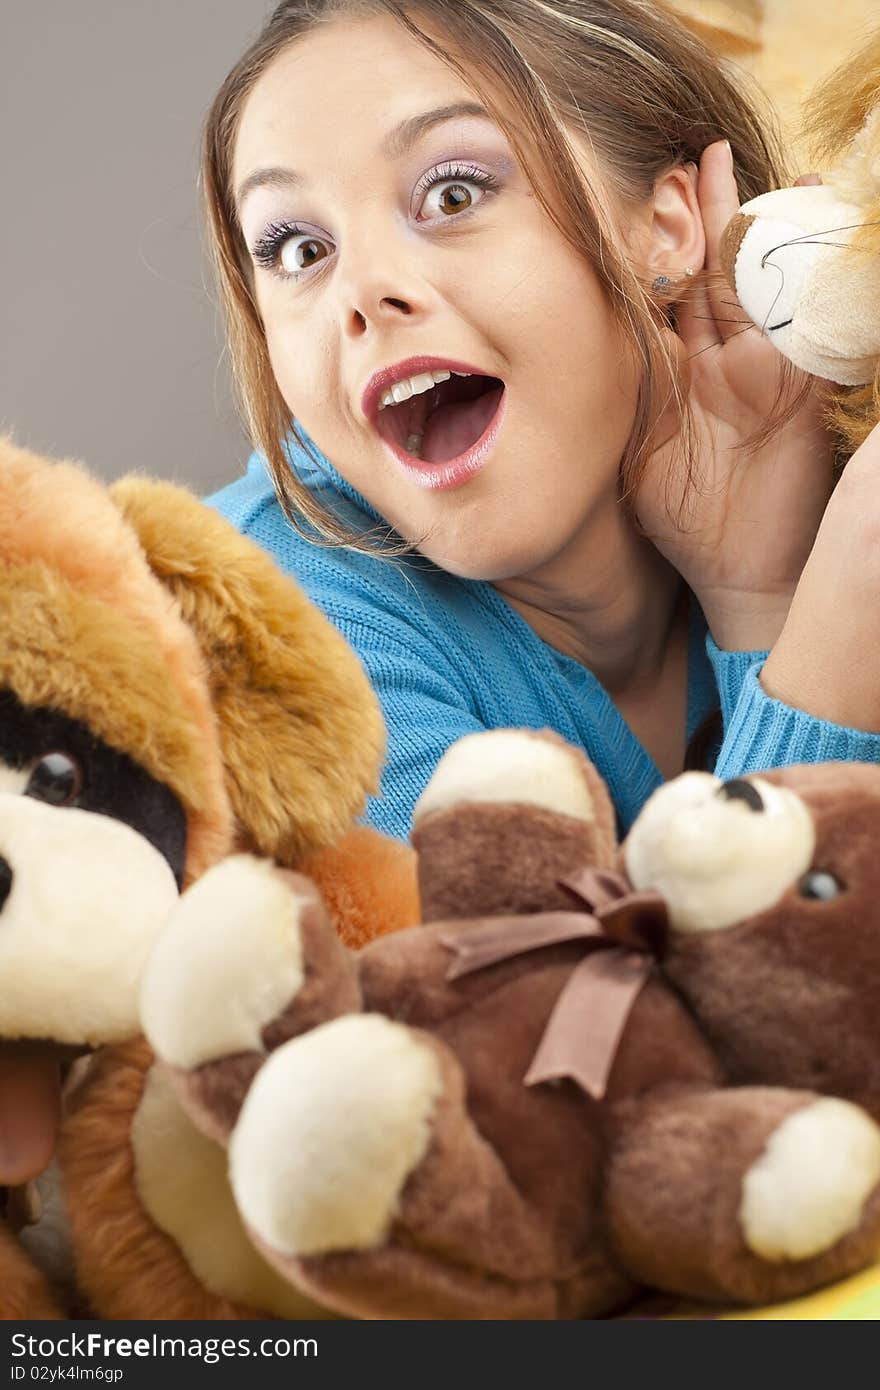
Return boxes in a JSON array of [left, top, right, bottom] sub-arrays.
[[294, 239, 326, 268], [436, 186, 469, 215]]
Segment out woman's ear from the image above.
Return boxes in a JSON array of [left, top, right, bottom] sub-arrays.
[[638, 165, 706, 291]]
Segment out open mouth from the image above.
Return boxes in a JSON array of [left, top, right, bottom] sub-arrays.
[[375, 373, 505, 466]]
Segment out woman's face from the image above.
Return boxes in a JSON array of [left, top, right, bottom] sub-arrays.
[[233, 12, 643, 581]]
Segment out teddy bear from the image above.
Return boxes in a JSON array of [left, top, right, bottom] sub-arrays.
[[721, 31, 880, 451], [0, 436, 419, 1319], [140, 726, 880, 1319]]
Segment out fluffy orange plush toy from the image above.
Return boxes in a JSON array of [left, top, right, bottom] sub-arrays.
[[721, 33, 880, 457], [0, 438, 417, 1319], [667, 1, 879, 156]]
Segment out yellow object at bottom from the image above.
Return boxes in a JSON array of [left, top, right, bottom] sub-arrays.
[[658, 1259, 880, 1319]]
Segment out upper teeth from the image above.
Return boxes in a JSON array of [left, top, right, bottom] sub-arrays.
[[379, 368, 469, 410]]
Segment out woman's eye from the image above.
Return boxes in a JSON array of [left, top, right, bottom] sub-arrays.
[[251, 221, 333, 279], [420, 178, 483, 219], [279, 232, 331, 276], [419, 179, 486, 222], [416, 164, 498, 222], [25, 752, 83, 807]]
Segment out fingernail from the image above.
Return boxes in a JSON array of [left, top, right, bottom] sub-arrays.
[[722, 139, 734, 167]]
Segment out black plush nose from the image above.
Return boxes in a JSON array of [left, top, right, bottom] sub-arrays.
[[0, 855, 11, 911], [717, 778, 764, 812]]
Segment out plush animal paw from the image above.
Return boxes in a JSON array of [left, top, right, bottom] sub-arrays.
[[141, 854, 359, 1140], [228, 1014, 442, 1266], [740, 1098, 880, 1262]]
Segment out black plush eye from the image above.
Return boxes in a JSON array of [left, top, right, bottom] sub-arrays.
[[716, 779, 764, 812], [798, 870, 843, 901], [25, 752, 83, 807]]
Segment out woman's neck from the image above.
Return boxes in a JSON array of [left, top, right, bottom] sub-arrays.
[[492, 500, 686, 698]]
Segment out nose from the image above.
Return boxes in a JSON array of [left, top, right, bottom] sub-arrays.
[[350, 295, 413, 335], [334, 229, 433, 339], [0, 855, 12, 911], [717, 778, 764, 812]]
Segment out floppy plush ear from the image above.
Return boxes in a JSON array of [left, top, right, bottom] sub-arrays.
[[411, 729, 619, 921], [109, 477, 385, 866], [666, 0, 762, 55]]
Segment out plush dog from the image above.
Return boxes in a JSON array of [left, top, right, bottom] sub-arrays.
[[0, 437, 418, 1319], [142, 729, 880, 1319], [722, 32, 880, 450]]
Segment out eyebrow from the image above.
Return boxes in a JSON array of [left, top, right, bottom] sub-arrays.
[[235, 100, 490, 214]]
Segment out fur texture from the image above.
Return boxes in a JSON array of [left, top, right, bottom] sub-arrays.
[[141, 738, 880, 1317], [804, 35, 880, 451], [0, 1222, 63, 1320], [112, 478, 386, 865], [0, 440, 411, 1317], [718, 34, 880, 451], [0, 441, 231, 882]]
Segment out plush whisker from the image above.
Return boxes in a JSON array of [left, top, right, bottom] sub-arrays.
[[760, 218, 880, 268], [688, 325, 754, 359]]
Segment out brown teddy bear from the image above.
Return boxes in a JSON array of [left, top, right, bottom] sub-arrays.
[[0, 437, 418, 1319], [143, 729, 880, 1319]]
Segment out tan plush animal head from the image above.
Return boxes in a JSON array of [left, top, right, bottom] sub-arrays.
[[0, 436, 384, 1182], [721, 34, 880, 447]]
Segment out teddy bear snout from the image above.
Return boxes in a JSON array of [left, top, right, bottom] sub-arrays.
[[0, 855, 11, 912], [625, 776, 816, 933]]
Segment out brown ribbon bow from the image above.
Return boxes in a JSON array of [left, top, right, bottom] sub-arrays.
[[440, 868, 668, 1101]]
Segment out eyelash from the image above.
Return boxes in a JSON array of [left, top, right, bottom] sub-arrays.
[[250, 161, 500, 281], [412, 159, 499, 207]]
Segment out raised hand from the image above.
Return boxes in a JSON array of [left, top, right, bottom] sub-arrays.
[[635, 141, 836, 652]]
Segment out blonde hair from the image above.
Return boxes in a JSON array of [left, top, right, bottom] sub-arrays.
[[203, 0, 787, 550]]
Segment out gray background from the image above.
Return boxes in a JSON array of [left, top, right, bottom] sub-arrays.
[[2, 2, 272, 496]]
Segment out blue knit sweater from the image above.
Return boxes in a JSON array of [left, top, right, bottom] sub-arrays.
[[209, 439, 880, 841]]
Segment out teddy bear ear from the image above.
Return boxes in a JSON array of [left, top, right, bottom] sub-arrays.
[[109, 476, 385, 866], [411, 729, 618, 921]]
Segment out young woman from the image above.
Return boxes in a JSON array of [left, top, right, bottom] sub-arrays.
[[205, 0, 880, 839]]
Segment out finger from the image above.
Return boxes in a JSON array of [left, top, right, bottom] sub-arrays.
[[699, 139, 750, 342], [795, 172, 822, 187]]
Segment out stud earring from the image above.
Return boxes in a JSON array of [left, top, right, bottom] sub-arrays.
[[652, 267, 696, 293]]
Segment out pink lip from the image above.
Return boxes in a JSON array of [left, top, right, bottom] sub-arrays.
[[362, 356, 507, 493], [360, 356, 501, 425]]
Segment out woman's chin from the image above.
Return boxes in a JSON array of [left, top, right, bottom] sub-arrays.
[[415, 537, 552, 585]]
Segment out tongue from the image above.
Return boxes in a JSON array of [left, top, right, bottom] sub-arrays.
[[421, 386, 503, 465], [0, 1055, 61, 1184]]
